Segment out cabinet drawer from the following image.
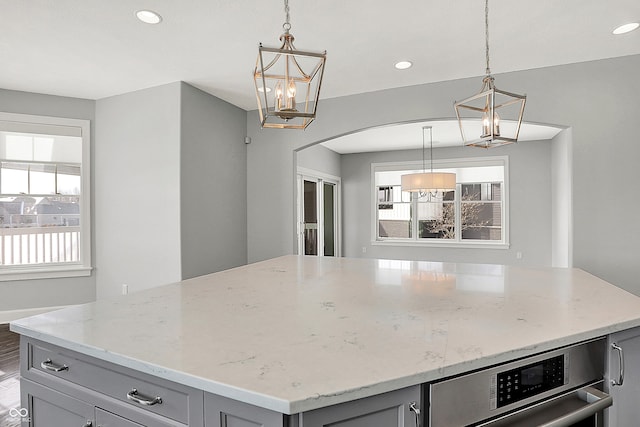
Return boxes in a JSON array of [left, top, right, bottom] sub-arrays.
[[23, 338, 200, 425]]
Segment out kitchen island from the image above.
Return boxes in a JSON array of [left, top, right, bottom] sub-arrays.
[[10, 256, 640, 426]]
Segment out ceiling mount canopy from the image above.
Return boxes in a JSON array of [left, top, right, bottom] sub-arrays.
[[253, 0, 327, 130], [454, 0, 526, 148], [401, 126, 456, 198]]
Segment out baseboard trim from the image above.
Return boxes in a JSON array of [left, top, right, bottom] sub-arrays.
[[0, 305, 73, 324]]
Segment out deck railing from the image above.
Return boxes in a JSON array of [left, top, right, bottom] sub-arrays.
[[0, 226, 81, 265]]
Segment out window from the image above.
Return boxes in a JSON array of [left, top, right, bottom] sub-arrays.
[[372, 157, 508, 247], [0, 112, 91, 280]]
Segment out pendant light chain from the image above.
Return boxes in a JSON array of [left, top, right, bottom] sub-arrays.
[[485, 0, 491, 76], [283, 0, 291, 32]]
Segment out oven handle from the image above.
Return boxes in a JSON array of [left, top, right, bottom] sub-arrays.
[[537, 386, 612, 427]]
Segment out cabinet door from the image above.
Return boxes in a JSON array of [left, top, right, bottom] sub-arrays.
[[205, 393, 284, 427], [299, 385, 421, 427], [95, 408, 144, 427], [21, 378, 94, 427], [606, 327, 640, 427]]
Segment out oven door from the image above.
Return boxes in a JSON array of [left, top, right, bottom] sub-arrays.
[[477, 385, 612, 427]]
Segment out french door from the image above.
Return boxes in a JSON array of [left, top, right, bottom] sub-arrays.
[[297, 169, 341, 257]]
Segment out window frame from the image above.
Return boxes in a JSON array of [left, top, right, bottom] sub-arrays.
[[371, 156, 510, 249], [0, 112, 92, 281]]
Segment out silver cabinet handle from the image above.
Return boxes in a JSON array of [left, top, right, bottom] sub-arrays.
[[409, 401, 420, 427], [611, 342, 625, 386], [83, 421, 92, 427], [126, 388, 163, 406], [538, 386, 612, 427], [40, 358, 69, 372]]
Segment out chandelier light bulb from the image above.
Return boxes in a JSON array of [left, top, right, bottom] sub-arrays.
[[286, 80, 297, 111], [274, 82, 283, 111], [287, 79, 297, 98], [482, 111, 501, 138]]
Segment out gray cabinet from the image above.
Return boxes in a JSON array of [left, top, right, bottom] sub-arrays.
[[606, 327, 640, 427], [204, 393, 286, 427], [22, 378, 93, 427], [21, 336, 423, 427], [297, 385, 421, 427], [20, 337, 203, 427], [96, 408, 144, 427]]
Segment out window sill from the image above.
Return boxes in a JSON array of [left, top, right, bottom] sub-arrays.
[[372, 239, 510, 249], [0, 265, 93, 282]]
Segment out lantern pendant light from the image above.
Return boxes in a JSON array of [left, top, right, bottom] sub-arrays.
[[254, 0, 327, 130], [454, 0, 526, 148], [401, 126, 456, 198]]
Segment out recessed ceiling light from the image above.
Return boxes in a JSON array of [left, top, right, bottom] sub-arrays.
[[613, 22, 639, 35], [257, 86, 272, 93], [394, 61, 413, 70], [136, 10, 162, 25]]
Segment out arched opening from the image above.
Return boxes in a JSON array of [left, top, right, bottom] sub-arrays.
[[294, 119, 571, 267]]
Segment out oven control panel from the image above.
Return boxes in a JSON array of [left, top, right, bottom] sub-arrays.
[[491, 353, 569, 408]]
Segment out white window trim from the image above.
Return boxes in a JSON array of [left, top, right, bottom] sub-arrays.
[[370, 156, 510, 249], [0, 112, 92, 281]]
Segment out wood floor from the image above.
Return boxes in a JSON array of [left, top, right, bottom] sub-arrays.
[[0, 324, 20, 427]]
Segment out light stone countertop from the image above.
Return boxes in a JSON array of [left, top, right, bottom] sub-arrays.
[[11, 255, 640, 414]]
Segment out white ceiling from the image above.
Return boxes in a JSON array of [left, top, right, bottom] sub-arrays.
[[320, 120, 564, 154], [1, 0, 639, 113]]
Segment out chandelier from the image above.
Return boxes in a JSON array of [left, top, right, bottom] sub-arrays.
[[401, 126, 456, 197], [253, 0, 327, 130], [454, 0, 526, 148]]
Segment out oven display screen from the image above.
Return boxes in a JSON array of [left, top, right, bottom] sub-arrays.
[[521, 364, 544, 386], [496, 355, 565, 408]]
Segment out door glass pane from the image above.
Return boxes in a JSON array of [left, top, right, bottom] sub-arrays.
[[303, 180, 317, 255], [323, 183, 335, 256]]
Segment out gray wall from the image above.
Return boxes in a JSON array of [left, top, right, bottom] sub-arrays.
[[0, 88, 96, 314], [339, 141, 551, 266], [95, 83, 182, 299], [296, 143, 341, 178], [180, 83, 247, 279], [246, 54, 640, 296]]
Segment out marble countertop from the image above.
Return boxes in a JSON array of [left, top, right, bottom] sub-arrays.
[[11, 256, 640, 414]]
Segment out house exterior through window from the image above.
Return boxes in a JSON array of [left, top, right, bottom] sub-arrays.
[[372, 156, 509, 248], [0, 112, 91, 281]]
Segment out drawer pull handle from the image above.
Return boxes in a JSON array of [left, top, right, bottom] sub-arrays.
[[611, 342, 625, 386], [41, 358, 69, 372], [127, 388, 163, 406]]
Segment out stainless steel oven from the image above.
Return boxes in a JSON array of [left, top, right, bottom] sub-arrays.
[[428, 338, 612, 426]]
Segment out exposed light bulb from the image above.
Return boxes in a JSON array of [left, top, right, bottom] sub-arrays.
[[286, 80, 297, 111], [274, 81, 283, 111], [481, 111, 501, 138]]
